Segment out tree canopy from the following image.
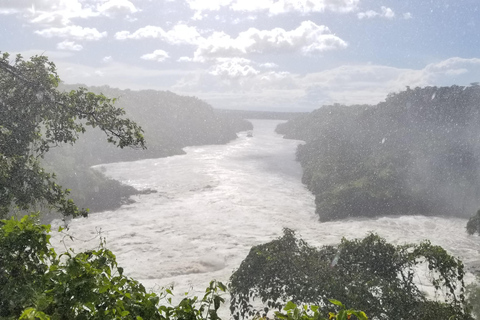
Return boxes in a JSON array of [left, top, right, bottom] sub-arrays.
[[276, 85, 480, 222], [229, 229, 473, 320], [0, 52, 145, 218], [466, 209, 480, 235]]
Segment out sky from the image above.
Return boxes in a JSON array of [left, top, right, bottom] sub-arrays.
[[1, 0, 479, 111]]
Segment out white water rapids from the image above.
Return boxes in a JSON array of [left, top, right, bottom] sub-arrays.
[[51, 119, 480, 311]]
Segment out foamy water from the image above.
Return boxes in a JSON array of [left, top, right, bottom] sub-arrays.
[[50, 119, 480, 312]]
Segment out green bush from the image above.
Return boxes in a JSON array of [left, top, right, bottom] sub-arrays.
[[230, 229, 473, 320]]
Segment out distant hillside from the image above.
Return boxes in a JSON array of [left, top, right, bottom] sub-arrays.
[[277, 85, 480, 221], [43, 85, 252, 216], [52, 85, 253, 165]]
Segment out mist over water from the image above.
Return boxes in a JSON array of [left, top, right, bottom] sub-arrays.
[[51, 120, 480, 305]]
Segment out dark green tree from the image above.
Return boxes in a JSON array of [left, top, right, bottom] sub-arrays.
[[0, 52, 145, 218], [230, 229, 472, 320], [466, 274, 480, 319], [466, 209, 480, 235]]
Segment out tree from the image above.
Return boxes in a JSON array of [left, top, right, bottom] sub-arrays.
[[0, 52, 145, 218], [229, 229, 473, 320], [466, 274, 480, 319], [466, 209, 480, 235]]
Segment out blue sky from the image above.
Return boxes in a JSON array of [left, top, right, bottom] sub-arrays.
[[1, 0, 479, 111]]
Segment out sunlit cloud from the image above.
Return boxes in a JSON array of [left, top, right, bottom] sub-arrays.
[[187, 0, 359, 19], [141, 49, 170, 62], [358, 6, 395, 19], [97, 0, 139, 17], [259, 62, 278, 69], [0, 0, 139, 27], [115, 24, 203, 45], [209, 58, 259, 78], [193, 21, 347, 62], [34, 26, 107, 41], [56, 40, 83, 51]]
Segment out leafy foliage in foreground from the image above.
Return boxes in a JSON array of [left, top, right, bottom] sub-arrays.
[[0, 215, 365, 320], [274, 300, 367, 320], [0, 52, 145, 218], [230, 229, 473, 320], [0, 215, 225, 319]]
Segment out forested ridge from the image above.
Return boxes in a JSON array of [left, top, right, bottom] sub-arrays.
[[277, 85, 480, 224], [56, 85, 253, 165]]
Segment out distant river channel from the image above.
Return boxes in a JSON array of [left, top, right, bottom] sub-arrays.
[[51, 119, 480, 313]]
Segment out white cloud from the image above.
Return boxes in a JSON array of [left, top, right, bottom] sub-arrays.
[[115, 24, 203, 45], [35, 26, 107, 41], [403, 12, 413, 19], [1, 0, 138, 27], [193, 21, 347, 61], [97, 0, 139, 17], [209, 58, 259, 78], [56, 40, 83, 51], [423, 57, 480, 82], [0, 8, 19, 15], [28, 0, 97, 26], [358, 6, 395, 19], [178, 56, 194, 62], [382, 6, 395, 19], [357, 10, 377, 19], [103, 56, 113, 63], [141, 49, 170, 62], [187, 0, 359, 17], [260, 62, 278, 69]]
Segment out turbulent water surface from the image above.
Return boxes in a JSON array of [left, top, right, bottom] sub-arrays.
[[51, 119, 480, 307]]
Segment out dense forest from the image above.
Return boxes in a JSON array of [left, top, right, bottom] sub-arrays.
[[41, 86, 252, 217], [277, 85, 480, 223]]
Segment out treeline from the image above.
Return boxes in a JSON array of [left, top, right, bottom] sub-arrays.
[[42, 86, 252, 218], [216, 109, 306, 120], [277, 85, 480, 221]]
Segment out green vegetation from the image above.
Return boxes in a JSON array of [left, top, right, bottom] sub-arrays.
[[466, 209, 480, 235], [466, 274, 480, 319], [230, 229, 473, 320], [0, 52, 145, 218], [274, 300, 367, 320], [276, 86, 480, 222]]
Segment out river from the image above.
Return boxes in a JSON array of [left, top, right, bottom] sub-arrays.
[[51, 119, 480, 310]]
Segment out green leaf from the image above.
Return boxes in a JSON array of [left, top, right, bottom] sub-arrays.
[[328, 299, 344, 309], [284, 301, 297, 311]]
